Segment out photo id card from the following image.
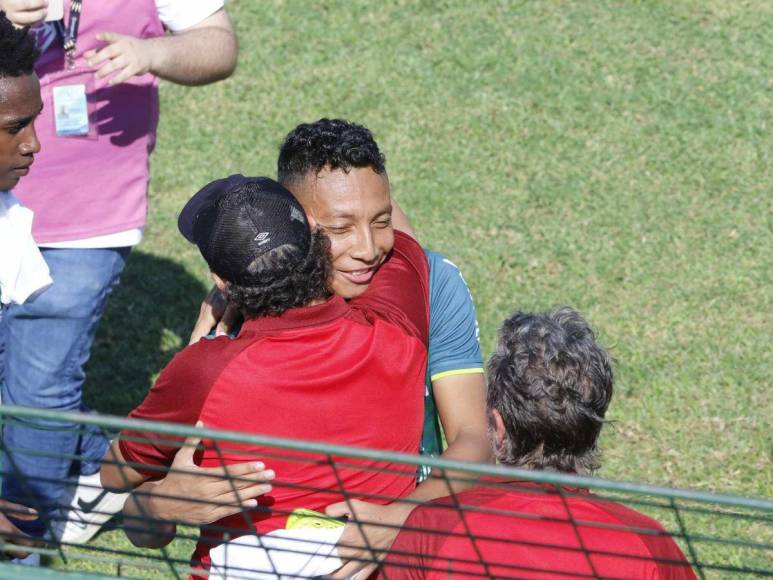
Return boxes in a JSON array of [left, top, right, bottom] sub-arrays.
[[53, 84, 90, 137]]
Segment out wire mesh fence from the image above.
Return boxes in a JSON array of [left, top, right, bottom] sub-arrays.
[[0, 405, 770, 579]]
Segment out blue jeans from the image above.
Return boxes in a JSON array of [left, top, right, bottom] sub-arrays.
[[0, 247, 130, 537]]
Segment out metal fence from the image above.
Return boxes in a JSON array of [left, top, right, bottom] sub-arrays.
[[0, 405, 770, 579]]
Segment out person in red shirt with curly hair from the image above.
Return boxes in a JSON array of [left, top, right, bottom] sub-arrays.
[[384, 307, 696, 579]]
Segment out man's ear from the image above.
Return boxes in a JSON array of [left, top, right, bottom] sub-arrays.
[[210, 272, 227, 293], [286, 178, 315, 228], [301, 200, 318, 229], [492, 409, 507, 452]]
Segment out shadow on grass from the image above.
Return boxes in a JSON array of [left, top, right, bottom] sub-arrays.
[[83, 250, 207, 417]]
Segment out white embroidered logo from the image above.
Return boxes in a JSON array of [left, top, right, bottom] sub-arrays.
[[254, 232, 271, 245], [290, 206, 305, 224]]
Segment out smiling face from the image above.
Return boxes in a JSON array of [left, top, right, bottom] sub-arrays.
[[288, 166, 394, 299], [0, 74, 42, 191]]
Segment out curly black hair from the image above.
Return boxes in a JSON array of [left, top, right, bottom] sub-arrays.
[[0, 12, 38, 78], [225, 229, 333, 318], [486, 307, 614, 474], [277, 118, 386, 186]]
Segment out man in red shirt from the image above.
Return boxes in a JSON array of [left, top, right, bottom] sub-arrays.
[[383, 308, 696, 579], [100, 175, 430, 573]]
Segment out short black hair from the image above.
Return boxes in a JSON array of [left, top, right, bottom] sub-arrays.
[[277, 118, 386, 186], [486, 307, 614, 474], [225, 228, 332, 319], [0, 12, 38, 78]]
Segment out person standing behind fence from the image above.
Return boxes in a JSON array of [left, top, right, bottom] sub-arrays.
[[383, 308, 696, 579], [101, 175, 431, 576], [0, 0, 238, 548]]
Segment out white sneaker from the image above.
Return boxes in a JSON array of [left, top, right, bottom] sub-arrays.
[[57, 472, 129, 545]]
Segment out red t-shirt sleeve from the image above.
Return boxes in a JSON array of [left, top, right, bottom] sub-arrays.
[[595, 499, 697, 579], [384, 501, 461, 579], [118, 337, 245, 478], [384, 513, 433, 578], [349, 231, 430, 346]]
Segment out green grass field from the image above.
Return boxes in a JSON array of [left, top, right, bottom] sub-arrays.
[[66, 0, 771, 575]]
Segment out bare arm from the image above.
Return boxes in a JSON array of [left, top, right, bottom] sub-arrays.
[[122, 481, 177, 549], [0, 500, 42, 560], [146, 9, 238, 85], [413, 372, 492, 496], [101, 440, 149, 491], [85, 9, 238, 87], [189, 285, 241, 344], [101, 434, 273, 549], [100, 441, 167, 548]]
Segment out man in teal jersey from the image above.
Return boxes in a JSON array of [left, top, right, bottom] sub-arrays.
[[419, 251, 485, 478]]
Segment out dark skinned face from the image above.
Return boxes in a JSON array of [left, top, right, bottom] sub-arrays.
[[0, 73, 42, 191]]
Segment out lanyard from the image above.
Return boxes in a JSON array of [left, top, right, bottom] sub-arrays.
[[54, 0, 83, 69]]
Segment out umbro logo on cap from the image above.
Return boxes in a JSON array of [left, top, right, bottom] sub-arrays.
[[290, 206, 305, 224], [179, 175, 312, 284]]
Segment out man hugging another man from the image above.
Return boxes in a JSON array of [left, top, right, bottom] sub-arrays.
[[101, 176, 695, 577]]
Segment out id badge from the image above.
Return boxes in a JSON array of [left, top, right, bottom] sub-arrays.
[[53, 84, 89, 136], [48, 69, 97, 139]]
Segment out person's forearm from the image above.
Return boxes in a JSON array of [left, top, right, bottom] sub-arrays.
[[322, 431, 493, 574], [148, 25, 237, 86], [414, 429, 493, 498], [122, 482, 177, 549], [395, 428, 494, 523]]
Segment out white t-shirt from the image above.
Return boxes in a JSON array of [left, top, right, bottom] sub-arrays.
[[42, 0, 226, 249], [0, 192, 53, 305], [156, 0, 225, 32]]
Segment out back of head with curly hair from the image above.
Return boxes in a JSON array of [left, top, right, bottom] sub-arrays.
[[0, 11, 38, 79], [486, 307, 614, 474], [277, 118, 386, 187], [225, 228, 333, 319]]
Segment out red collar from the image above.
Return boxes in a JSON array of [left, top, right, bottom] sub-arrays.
[[239, 295, 349, 333], [479, 477, 590, 496]]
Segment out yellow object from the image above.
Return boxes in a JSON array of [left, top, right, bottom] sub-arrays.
[[429, 367, 484, 381], [286, 508, 345, 530]]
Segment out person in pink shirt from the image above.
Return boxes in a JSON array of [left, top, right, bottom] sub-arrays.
[[0, 0, 237, 550]]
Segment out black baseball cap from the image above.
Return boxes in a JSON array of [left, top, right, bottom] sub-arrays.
[[178, 175, 310, 284]]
